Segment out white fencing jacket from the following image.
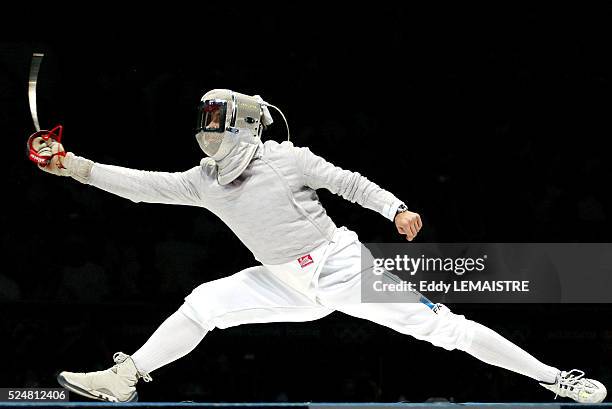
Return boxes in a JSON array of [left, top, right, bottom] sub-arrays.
[[85, 141, 403, 265]]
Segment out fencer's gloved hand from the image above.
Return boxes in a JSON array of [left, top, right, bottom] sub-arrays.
[[38, 141, 94, 184]]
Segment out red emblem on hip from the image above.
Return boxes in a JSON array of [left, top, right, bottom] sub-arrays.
[[298, 254, 314, 268]]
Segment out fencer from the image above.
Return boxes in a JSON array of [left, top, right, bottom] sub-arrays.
[[37, 89, 606, 403]]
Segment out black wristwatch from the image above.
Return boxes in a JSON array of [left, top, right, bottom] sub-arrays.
[[396, 203, 408, 215]]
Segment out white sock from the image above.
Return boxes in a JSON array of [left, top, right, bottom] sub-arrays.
[[132, 310, 208, 374], [464, 321, 559, 383]]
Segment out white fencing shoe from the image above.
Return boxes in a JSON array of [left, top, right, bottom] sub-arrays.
[[540, 369, 607, 403], [57, 352, 152, 402]]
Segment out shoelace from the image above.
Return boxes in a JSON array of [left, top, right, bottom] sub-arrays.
[[113, 352, 153, 382], [554, 369, 585, 399]]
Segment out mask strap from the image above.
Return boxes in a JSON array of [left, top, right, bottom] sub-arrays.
[[255, 95, 274, 126]]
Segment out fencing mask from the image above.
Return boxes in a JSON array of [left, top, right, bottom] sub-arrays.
[[195, 89, 288, 185]]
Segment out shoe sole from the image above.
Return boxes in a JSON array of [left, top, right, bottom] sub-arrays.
[[56, 373, 138, 402]]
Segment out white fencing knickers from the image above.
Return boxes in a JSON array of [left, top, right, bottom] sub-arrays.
[[174, 226, 559, 383], [179, 227, 473, 351]]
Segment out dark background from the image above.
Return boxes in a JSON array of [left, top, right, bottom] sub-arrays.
[[1, 4, 611, 403]]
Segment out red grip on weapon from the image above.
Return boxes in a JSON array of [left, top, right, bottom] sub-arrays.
[[27, 124, 64, 167]]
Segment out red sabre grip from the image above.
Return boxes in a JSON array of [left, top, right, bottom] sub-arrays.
[[27, 125, 64, 167]]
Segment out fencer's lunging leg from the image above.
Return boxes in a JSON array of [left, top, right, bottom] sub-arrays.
[[57, 309, 208, 402], [132, 264, 333, 375], [57, 265, 331, 402], [132, 310, 207, 374], [56, 306, 206, 402]]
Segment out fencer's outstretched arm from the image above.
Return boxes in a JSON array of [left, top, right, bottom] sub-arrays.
[[293, 144, 404, 221], [41, 151, 203, 206], [89, 162, 204, 206]]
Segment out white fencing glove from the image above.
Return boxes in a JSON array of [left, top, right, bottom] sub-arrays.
[[37, 141, 93, 184]]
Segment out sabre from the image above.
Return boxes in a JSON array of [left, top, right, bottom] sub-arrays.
[[26, 52, 64, 167], [28, 53, 44, 132]]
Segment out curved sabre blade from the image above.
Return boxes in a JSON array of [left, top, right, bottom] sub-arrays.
[[28, 53, 44, 132]]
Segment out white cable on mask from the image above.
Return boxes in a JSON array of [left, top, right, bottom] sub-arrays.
[[266, 103, 291, 142], [254, 95, 291, 141]]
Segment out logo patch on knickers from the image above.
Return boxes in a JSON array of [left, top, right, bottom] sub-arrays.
[[419, 295, 441, 314], [298, 254, 314, 268]]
